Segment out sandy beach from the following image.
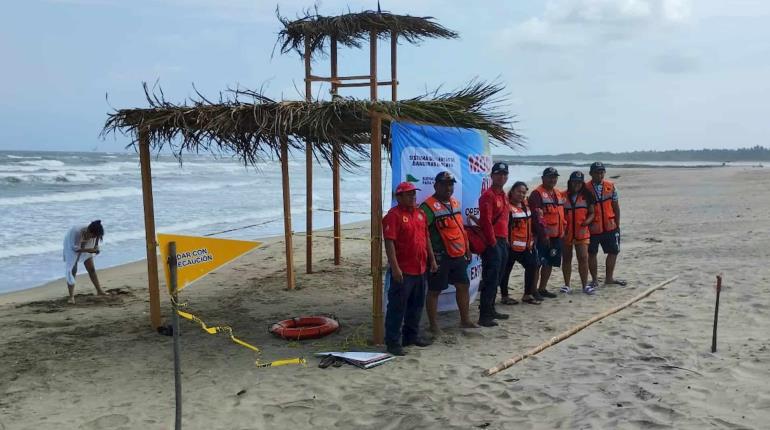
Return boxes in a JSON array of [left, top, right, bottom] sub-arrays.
[[1, 166, 769, 429]]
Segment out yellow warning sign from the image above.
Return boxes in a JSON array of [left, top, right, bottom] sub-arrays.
[[157, 234, 261, 292]]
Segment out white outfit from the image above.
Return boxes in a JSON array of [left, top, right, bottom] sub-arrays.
[[63, 225, 97, 285]]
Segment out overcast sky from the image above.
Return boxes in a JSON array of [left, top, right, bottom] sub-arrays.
[[2, 0, 769, 155]]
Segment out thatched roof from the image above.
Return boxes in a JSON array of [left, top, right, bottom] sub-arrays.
[[103, 82, 522, 168], [277, 10, 458, 57]]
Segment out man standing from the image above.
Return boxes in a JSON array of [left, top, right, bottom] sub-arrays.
[[586, 162, 625, 287], [477, 162, 511, 327], [383, 181, 438, 356], [529, 167, 565, 299], [421, 171, 478, 336]]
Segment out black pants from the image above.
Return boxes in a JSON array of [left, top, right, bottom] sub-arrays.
[[385, 272, 426, 347], [479, 238, 509, 319], [499, 248, 539, 297]]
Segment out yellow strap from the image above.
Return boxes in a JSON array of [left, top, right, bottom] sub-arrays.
[[255, 358, 307, 368]]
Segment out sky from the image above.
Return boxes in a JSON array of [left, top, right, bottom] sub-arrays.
[[1, 0, 769, 155]]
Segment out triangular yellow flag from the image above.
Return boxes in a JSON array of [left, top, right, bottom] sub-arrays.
[[157, 234, 261, 292]]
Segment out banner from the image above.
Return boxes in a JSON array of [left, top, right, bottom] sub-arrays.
[[389, 122, 492, 311], [157, 233, 261, 292]]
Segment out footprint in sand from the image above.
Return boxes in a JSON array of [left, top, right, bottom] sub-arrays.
[[82, 414, 130, 429]]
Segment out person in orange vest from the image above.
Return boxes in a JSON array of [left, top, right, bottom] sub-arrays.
[[498, 181, 542, 305], [477, 162, 511, 327], [383, 181, 438, 356], [586, 162, 626, 287], [528, 167, 565, 299], [561, 171, 596, 295], [420, 171, 478, 336]]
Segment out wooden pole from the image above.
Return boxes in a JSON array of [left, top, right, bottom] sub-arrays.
[[484, 276, 679, 376], [330, 36, 342, 266], [712, 274, 723, 353], [391, 30, 398, 102], [370, 30, 384, 345], [304, 38, 313, 274], [168, 241, 182, 430], [138, 129, 161, 329], [280, 136, 296, 290]]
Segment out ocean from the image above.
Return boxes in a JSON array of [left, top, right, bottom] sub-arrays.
[[2, 150, 736, 294]]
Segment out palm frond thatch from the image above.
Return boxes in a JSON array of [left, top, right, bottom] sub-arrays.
[[277, 10, 458, 56], [102, 81, 522, 168]]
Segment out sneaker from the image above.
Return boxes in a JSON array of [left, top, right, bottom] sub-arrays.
[[478, 318, 499, 327], [559, 285, 573, 294], [386, 344, 406, 356], [538, 289, 557, 298], [491, 310, 509, 320], [532, 292, 545, 301], [403, 337, 432, 347]]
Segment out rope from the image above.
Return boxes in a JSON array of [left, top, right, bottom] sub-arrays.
[[203, 219, 278, 237]]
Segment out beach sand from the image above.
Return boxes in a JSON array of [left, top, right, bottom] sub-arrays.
[[1, 166, 768, 429]]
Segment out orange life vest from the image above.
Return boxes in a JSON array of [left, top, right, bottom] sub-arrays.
[[423, 196, 467, 258], [564, 192, 591, 242], [509, 203, 534, 252], [533, 185, 566, 239], [586, 180, 617, 235]]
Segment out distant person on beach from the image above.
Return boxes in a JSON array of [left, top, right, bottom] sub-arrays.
[[420, 171, 478, 335], [586, 162, 625, 287], [562, 171, 596, 295], [499, 181, 541, 305], [383, 182, 437, 356], [63, 220, 107, 304], [477, 162, 511, 327], [529, 167, 565, 299]]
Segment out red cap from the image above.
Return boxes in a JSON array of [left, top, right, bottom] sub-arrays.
[[395, 181, 420, 194]]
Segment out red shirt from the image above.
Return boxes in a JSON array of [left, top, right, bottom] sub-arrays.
[[383, 204, 428, 275], [479, 187, 510, 246]]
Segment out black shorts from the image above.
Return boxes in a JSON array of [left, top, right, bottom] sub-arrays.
[[589, 229, 620, 255], [428, 254, 470, 291], [537, 238, 562, 267]]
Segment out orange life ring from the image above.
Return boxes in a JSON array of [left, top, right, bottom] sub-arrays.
[[270, 316, 339, 340]]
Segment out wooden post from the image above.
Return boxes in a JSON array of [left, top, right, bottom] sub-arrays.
[[331, 36, 342, 266], [712, 274, 723, 353], [304, 38, 313, 274], [391, 31, 398, 102], [280, 136, 296, 290], [370, 30, 384, 345], [371, 113, 384, 345], [138, 129, 161, 329]]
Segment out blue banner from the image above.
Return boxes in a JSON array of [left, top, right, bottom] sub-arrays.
[[388, 121, 492, 311]]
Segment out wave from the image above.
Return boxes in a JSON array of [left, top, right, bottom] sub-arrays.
[[0, 187, 143, 206], [0, 211, 282, 260], [5, 154, 42, 160]]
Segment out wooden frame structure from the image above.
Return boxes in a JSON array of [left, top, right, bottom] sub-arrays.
[[106, 10, 521, 345]]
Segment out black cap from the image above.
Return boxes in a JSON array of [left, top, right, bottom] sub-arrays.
[[542, 167, 559, 177], [589, 161, 606, 173], [434, 171, 457, 183], [569, 171, 585, 182], [491, 162, 509, 175]]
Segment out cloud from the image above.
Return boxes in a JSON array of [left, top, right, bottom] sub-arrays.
[[501, 0, 692, 49], [652, 51, 699, 74]]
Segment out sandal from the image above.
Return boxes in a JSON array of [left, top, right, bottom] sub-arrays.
[[521, 296, 542, 305], [583, 285, 597, 295], [607, 279, 627, 286], [559, 285, 573, 294], [500, 296, 519, 305], [318, 355, 336, 369]]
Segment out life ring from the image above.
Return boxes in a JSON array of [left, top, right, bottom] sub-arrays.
[[270, 316, 339, 340]]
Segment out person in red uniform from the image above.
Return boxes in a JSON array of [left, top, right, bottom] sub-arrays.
[[420, 171, 477, 336], [561, 171, 596, 295], [477, 162, 511, 327], [383, 181, 438, 356], [586, 161, 626, 288], [529, 167, 565, 299]]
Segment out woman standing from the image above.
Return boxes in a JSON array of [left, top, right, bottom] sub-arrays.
[[63, 220, 106, 304], [499, 181, 542, 305], [561, 172, 596, 295]]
